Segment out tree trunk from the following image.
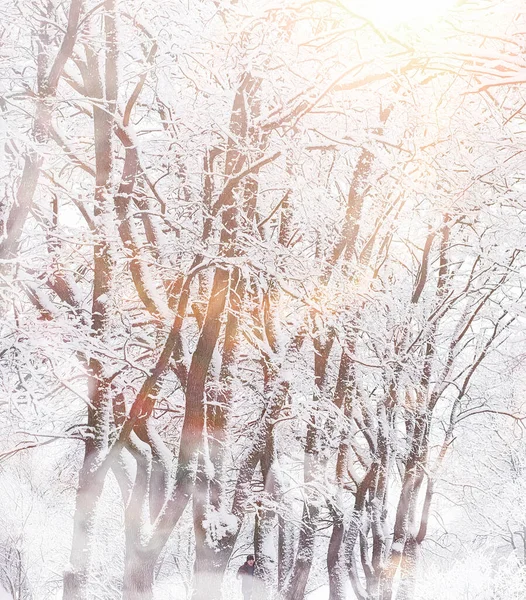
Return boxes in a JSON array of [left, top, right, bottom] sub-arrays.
[[396, 537, 418, 600], [328, 345, 356, 600], [253, 508, 274, 600], [278, 514, 293, 593], [283, 499, 320, 600], [327, 510, 346, 600], [63, 459, 106, 600], [192, 508, 230, 600], [0, 0, 83, 261], [122, 547, 158, 600], [64, 4, 117, 593], [284, 337, 334, 600]]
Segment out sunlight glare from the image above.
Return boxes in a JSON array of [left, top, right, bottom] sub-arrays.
[[352, 0, 459, 29]]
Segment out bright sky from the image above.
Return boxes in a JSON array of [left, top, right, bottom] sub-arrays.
[[351, 0, 459, 28]]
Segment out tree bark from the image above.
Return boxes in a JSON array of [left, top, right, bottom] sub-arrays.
[[122, 548, 157, 600], [63, 463, 106, 600], [63, 4, 116, 596], [0, 0, 83, 261]]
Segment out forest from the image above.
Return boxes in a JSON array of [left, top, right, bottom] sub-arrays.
[[2, 0, 526, 599]]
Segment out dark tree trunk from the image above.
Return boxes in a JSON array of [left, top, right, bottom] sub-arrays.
[[283, 500, 320, 600], [327, 510, 346, 600], [278, 514, 293, 593]]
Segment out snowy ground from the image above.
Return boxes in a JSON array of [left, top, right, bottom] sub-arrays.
[[306, 585, 330, 599], [153, 577, 330, 599]]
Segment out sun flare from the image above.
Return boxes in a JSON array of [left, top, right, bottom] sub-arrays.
[[353, 0, 459, 28]]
